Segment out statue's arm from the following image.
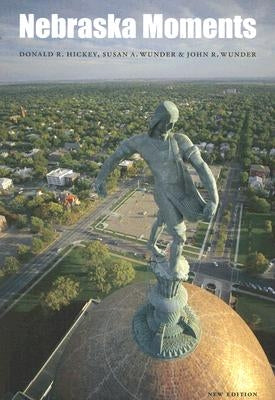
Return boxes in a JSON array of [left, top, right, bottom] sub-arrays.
[[95, 139, 135, 196], [177, 134, 219, 219]]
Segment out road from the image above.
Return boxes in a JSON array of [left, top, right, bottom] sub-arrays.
[[0, 182, 134, 316], [208, 162, 242, 260]]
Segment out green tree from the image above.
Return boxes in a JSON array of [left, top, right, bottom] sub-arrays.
[[89, 265, 111, 294], [41, 227, 55, 243], [249, 196, 271, 213], [85, 241, 110, 270], [246, 252, 269, 274], [106, 168, 120, 191], [41, 276, 80, 311], [10, 195, 27, 213], [40, 202, 64, 222], [4, 256, 20, 275], [109, 259, 135, 288], [31, 216, 44, 233], [240, 171, 249, 185], [32, 237, 44, 254], [16, 214, 28, 228], [17, 244, 31, 261]]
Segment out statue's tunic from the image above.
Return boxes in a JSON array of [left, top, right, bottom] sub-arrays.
[[117, 133, 206, 222]]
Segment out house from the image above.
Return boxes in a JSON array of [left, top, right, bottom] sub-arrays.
[[48, 149, 67, 162], [24, 148, 40, 157], [0, 215, 7, 232], [0, 178, 13, 190], [197, 142, 207, 151], [205, 143, 215, 153], [64, 142, 81, 151], [119, 160, 134, 177], [250, 164, 270, 180], [46, 168, 79, 186], [249, 176, 264, 190], [131, 153, 142, 161], [226, 131, 235, 139], [14, 167, 33, 179], [220, 143, 230, 152], [223, 88, 237, 94]]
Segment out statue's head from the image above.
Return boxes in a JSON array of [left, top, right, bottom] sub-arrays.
[[148, 101, 179, 139]]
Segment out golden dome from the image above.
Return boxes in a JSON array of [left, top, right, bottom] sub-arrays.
[[52, 283, 275, 400]]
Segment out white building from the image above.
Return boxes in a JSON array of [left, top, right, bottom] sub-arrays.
[[119, 160, 133, 168], [47, 168, 74, 186], [0, 178, 13, 190], [15, 167, 33, 179], [248, 176, 264, 190]]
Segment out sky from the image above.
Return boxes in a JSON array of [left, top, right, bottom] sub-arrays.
[[0, 0, 274, 83]]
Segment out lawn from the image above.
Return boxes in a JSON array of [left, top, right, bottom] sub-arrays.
[[235, 292, 275, 363], [238, 211, 275, 264], [193, 221, 209, 248], [15, 247, 154, 313]]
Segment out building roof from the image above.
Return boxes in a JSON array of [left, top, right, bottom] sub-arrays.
[[47, 168, 73, 178], [250, 164, 270, 174], [52, 283, 275, 400], [0, 177, 12, 183], [119, 160, 133, 167]]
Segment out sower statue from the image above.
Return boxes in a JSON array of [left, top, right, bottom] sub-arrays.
[[95, 101, 219, 279]]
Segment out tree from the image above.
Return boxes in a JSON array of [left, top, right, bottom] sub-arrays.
[[246, 252, 269, 274], [109, 260, 135, 288], [41, 227, 55, 243], [17, 244, 31, 261], [4, 256, 20, 275], [10, 195, 27, 213], [89, 265, 111, 294], [32, 237, 44, 254], [40, 202, 64, 222], [31, 216, 44, 233], [89, 258, 135, 295], [264, 220, 272, 233], [106, 168, 120, 191], [84, 241, 110, 270], [41, 276, 80, 311], [248, 196, 271, 213], [16, 214, 28, 228], [240, 171, 248, 185]]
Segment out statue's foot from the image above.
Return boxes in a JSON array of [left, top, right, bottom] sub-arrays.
[[170, 255, 190, 281]]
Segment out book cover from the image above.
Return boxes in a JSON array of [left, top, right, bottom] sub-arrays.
[[0, 1, 274, 399]]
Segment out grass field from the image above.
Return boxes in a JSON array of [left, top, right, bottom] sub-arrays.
[[238, 211, 275, 264], [193, 221, 209, 248], [235, 293, 275, 334], [235, 292, 275, 363], [14, 246, 154, 313]]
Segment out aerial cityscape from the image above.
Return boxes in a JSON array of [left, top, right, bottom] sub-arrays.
[[0, 80, 274, 399]]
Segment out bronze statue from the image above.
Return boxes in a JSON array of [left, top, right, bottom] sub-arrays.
[[95, 101, 219, 279]]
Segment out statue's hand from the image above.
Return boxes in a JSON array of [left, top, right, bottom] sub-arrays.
[[203, 201, 218, 221], [94, 179, 107, 197]]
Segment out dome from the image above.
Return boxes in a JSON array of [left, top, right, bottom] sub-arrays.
[[52, 283, 275, 400]]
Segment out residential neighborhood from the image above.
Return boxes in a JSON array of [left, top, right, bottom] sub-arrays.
[[0, 81, 274, 399]]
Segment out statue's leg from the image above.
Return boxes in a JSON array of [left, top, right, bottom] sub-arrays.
[[156, 199, 187, 276], [167, 220, 187, 276], [148, 211, 166, 257]]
